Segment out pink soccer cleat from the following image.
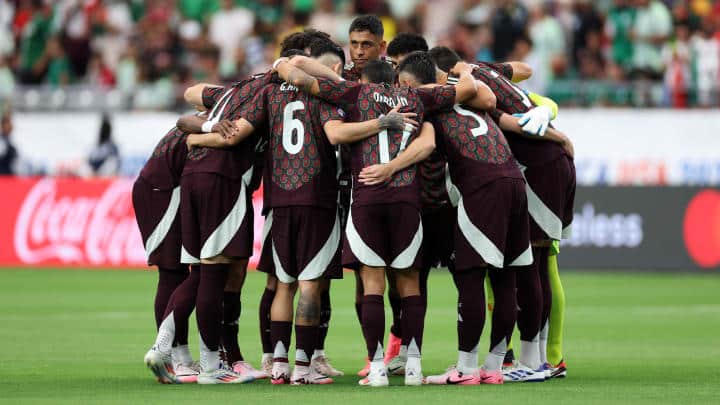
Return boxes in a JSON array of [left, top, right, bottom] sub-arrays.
[[480, 368, 504, 385], [425, 366, 481, 385]]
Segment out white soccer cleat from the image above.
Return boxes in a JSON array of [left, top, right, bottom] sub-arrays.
[[290, 366, 334, 385], [271, 361, 291, 385], [197, 366, 255, 385], [386, 354, 407, 376], [311, 356, 344, 377], [144, 346, 177, 384], [174, 361, 200, 384], [232, 360, 269, 379], [502, 363, 546, 383], [404, 367, 423, 386], [358, 366, 389, 387]]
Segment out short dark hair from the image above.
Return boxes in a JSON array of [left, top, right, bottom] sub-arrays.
[[309, 38, 346, 67], [428, 46, 462, 73], [303, 28, 332, 43], [397, 51, 436, 84], [280, 32, 308, 54], [387, 33, 428, 58], [349, 15, 384, 38], [361, 59, 396, 85], [280, 48, 307, 58]]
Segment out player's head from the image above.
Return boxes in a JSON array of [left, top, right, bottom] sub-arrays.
[[397, 51, 437, 88], [386, 33, 428, 67], [280, 48, 307, 58], [279, 32, 308, 55], [309, 38, 346, 75], [428, 46, 462, 73], [348, 15, 386, 70], [360, 59, 395, 85]]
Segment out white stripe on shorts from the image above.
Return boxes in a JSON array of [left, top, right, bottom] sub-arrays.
[[445, 163, 460, 208], [144, 186, 181, 257], [200, 167, 254, 259], [509, 245, 533, 267], [519, 164, 563, 240], [180, 245, 199, 264], [272, 241, 296, 284], [390, 213, 423, 269], [346, 204, 386, 267], [299, 210, 341, 281], [457, 196, 504, 268]]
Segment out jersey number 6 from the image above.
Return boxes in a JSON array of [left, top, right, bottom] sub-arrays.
[[282, 101, 305, 155]]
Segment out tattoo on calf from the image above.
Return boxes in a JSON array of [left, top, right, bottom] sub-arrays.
[[296, 293, 321, 323]]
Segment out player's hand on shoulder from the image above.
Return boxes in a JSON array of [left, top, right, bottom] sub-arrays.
[[450, 61, 473, 76], [359, 164, 395, 185], [518, 105, 552, 136]]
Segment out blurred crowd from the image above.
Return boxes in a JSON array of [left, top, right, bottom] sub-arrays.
[[0, 0, 719, 108]]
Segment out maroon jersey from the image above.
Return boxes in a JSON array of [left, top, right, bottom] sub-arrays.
[[241, 81, 343, 210], [430, 104, 521, 197], [342, 64, 362, 82], [317, 78, 440, 208], [418, 150, 451, 210], [138, 127, 188, 190], [468, 65, 566, 167], [182, 73, 273, 180]]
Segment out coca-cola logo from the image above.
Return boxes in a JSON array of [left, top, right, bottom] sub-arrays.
[[14, 178, 146, 265]]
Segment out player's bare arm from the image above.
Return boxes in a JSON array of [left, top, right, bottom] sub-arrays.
[[451, 62, 496, 110], [185, 118, 256, 149], [323, 107, 418, 145], [177, 115, 239, 140], [183, 83, 222, 109], [497, 113, 574, 158], [358, 122, 435, 185], [276, 61, 321, 95], [507, 61, 532, 82], [288, 55, 343, 82]]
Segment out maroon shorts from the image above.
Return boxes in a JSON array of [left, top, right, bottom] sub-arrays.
[[256, 212, 274, 275], [454, 177, 532, 271], [132, 178, 183, 269], [267, 206, 341, 282], [522, 156, 576, 242], [343, 203, 423, 270], [180, 173, 254, 264], [420, 204, 456, 270]]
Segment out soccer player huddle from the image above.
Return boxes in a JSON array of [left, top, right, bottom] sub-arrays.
[[134, 14, 575, 387]]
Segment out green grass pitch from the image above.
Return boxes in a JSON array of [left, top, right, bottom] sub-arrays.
[[0, 269, 718, 404]]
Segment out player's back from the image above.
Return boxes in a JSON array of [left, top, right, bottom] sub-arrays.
[[183, 74, 271, 180], [243, 81, 342, 210], [430, 103, 520, 197], [139, 127, 188, 190], [350, 83, 425, 208], [468, 64, 566, 166]]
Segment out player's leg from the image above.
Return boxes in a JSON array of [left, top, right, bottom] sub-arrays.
[[480, 268, 517, 384], [547, 250, 567, 377], [155, 268, 188, 330], [270, 281, 296, 384], [425, 267, 485, 385], [259, 274, 277, 374], [223, 259, 267, 379], [257, 211, 276, 373], [165, 265, 201, 382], [384, 274, 403, 365], [311, 278, 344, 377], [394, 268, 425, 386], [358, 266, 389, 387], [292, 279, 333, 384], [355, 270, 371, 376]]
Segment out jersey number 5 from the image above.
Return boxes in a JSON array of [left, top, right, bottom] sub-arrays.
[[282, 101, 305, 154], [453, 104, 488, 137]]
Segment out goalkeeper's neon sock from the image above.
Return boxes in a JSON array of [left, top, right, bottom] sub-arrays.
[[547, 253, 566, 365]]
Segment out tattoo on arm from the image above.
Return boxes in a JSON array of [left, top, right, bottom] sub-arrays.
[[378, 112, 406, 130]]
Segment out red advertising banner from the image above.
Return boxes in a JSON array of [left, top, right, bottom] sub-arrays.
[[0, 177, 265, 268]]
